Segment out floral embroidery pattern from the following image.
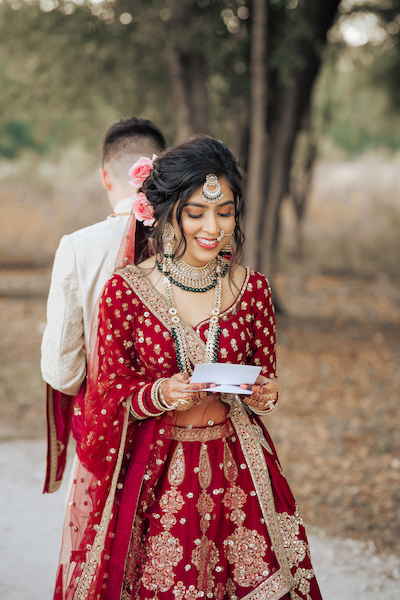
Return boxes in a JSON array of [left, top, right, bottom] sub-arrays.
[[142, 453, 186, 593], [293, 567, 315, 597], [221, 437, 270, 589], [191, 537, 219, 593], [141, 530, 184, 593], [166, 421, 234, 442], [171, 582, 201, 600], [224, 527, 269, 588], [278, 509, 307, 568], [221, 437, 272, 590]]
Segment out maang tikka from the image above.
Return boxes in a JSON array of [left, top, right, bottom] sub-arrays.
[[201, 174, 224, 203]]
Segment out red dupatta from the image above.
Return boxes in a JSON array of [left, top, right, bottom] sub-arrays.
[[43, 210, 149, 494]]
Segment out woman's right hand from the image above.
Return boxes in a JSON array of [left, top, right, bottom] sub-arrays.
[[161, 373, 215, 411]]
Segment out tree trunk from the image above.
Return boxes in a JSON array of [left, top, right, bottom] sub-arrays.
[[257, 0, 341, 276], [179, 50, 209, 135], [245, 0, 268, 270], [167, 44, 193, 143], [258, 82, 299, 276], [166, 0, 209, 143], [290, 110, 317, 260]]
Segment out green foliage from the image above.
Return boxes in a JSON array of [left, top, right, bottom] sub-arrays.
[[372, 44, 400, 110], [0, 0, 177, 149], [0, 0, 339, 158], [0, 121, 43, 158], [313, 44, 400, 156]]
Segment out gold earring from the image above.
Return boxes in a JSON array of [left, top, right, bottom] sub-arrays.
[[162, 222, 175, 255], [220, 241, 233, 259]]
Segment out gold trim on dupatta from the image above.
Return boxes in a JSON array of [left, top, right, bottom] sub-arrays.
[[74, 397, 132, 600], [224, 394, 296, 599]]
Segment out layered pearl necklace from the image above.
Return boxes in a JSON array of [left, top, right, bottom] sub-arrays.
[[162, 256, 226, 373]]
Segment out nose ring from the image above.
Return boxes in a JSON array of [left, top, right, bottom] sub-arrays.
[[217, 230, 225, 242]]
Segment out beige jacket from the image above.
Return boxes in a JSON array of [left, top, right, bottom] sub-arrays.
[[41, 198, 133, 395]]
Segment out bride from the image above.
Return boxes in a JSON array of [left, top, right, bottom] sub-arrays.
[[53, 135, 322, 600]]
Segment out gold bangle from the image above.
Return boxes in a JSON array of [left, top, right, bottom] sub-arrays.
[[136, 384, 161, 417], [151, 378, 169, 412], [159, 379, 178, 411]]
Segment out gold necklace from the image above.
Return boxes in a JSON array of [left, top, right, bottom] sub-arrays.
[[156, 254, 228, 293], [164, 274, 222, 373]]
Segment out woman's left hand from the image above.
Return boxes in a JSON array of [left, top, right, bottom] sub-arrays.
[[239, 375, 278, 411]]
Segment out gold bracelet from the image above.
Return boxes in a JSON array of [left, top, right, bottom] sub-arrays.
[[151, 378, 170, 412]]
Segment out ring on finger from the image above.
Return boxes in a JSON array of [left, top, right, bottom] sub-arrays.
[[174, 397, 189, 408]]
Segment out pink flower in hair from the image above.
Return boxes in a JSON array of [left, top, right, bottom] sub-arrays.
[[132, 192, 155, 227], [129, 154, 157, 187]]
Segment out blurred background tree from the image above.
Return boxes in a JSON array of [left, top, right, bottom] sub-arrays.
[[0, 0, 400, 273]]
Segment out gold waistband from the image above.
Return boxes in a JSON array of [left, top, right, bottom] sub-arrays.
[[165, 420, 234, 442]]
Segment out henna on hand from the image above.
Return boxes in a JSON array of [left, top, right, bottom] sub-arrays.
[[241, 379, 279, 412], [159, 376, 215, 412]]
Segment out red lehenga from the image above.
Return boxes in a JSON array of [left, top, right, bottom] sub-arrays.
[[54, 265, 322, 600]]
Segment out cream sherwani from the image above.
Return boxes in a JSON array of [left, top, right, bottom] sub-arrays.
[[41, 198, 133, 396]]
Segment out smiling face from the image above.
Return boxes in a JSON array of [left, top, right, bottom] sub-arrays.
[[172, 176, 235, 267]]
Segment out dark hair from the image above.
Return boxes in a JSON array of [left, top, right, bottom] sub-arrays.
[[141, 135, 246, 272], [101, 117, 166, 166]]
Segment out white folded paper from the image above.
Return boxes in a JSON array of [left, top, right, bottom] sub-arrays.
[[189, 363, 261, 395]]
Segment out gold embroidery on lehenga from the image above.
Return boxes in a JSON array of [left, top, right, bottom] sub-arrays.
[[221, 438, 270, 588], [226, 576, 238, 600], [278, 510, 307, 568], [191, 537, 219, 594], [140, 445, 187, 595], [121, 514, 144, 598], [223, 486, 247, 525], [224, 527, 269, 587], [168, 442, 185, 487], [223, 442, 238, 483], [142, 487, 185, 593], [159, 488, 185, 528], [141, 530, 184, 593], [198, 443, 212, 490], [166, 421, 234, 442], [172, 581, 201, 600], [293, 567, 315, 597], [191, 443, 220, 594], [222, 441, 247, 527]]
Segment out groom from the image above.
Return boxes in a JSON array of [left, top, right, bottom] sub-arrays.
[[41, 117, 166, 492]]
